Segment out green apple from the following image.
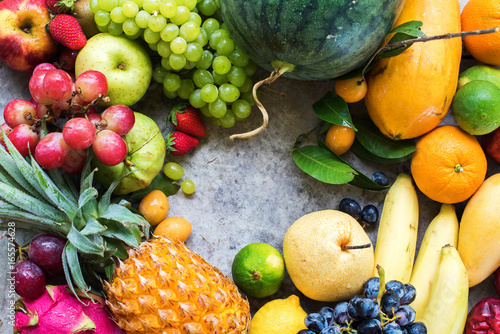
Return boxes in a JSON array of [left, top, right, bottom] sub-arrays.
[[93, 112, 166, 195], [75, 33, 152, 107]]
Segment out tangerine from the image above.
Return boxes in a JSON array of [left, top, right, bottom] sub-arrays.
[[334, 75, 368, 103], [461, 0, 500, 66], [410, 125, 487, 204], [153, 216, 192, 242], [324, 124, 356, 155]]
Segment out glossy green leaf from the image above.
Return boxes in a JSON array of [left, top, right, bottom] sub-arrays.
[[313, 92, 357, 130], [388, 20, 424, 37], [350, 140, 413, 165], [291, 146, 356, 184], [128, 172, 180, 201]]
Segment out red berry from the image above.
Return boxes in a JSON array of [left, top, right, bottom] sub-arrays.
[[7, 124, 39, 157], [169, 104, 207, 137], [93, 130, 127, 166], [101, 104, 135, 135], [48, 14, 87, 50], [62, 118, 96, 150], [166, 131, 199, 155], [34, 132, 71, 169], [4, 99, 37, 128]]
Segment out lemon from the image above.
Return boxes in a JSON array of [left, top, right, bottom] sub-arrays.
[[249, 295, 308, 334], [231, 243, 285, 298], [451, 80, 500, 135], [458, 64, 500, 90]]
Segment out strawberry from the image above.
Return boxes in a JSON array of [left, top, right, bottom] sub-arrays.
[[166, 131, 199, 155], [169, 104, 207, 137], [47, 14, 87, 50], [45, 0, 73, 13]]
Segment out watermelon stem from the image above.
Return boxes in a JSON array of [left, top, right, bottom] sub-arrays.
[[229, 63, 294, 141]]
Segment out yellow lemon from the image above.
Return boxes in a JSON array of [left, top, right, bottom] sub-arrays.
[[249, 295, 307, 334]]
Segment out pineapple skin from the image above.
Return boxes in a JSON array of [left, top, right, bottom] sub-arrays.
[[104, 237, 251, 334]]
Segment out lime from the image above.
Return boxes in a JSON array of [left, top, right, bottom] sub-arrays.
[[249, 295, 307, 334], [458, 65, 500, 90], [451, 80, 500, 135], [231, 243, 285, 298]]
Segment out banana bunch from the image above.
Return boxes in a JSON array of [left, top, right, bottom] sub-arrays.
[[410, 204, 459, 319], [372, 173, 419, 283], [419, 245, 469, 333]]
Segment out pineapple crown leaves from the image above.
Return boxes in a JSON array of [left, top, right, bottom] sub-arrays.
[[0, 130, 150, 298]]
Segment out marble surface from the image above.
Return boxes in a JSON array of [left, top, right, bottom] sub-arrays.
[[1, 0, 500, 331]]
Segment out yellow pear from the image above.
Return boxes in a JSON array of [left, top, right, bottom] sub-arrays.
[[283, 210, 375, 302], [457, 173, 500, 287]]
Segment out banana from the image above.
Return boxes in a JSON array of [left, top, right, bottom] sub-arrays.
[[420, 245, 468, 334], [372, 173, 419, 283], [410, 204, 459, 320]]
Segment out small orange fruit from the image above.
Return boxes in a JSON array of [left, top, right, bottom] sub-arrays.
[[153, 216, 192, 242], [138, 190, 169, 225], [461, 0, 500, 66], [410, 125, 487, 204], [324, 124, 356, 155], [334, 75, 368, 103]]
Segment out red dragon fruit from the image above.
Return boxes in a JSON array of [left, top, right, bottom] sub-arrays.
[[14, 285, 124, 334]]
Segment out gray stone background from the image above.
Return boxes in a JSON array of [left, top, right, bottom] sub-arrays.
[[1, 0, 500, 332]]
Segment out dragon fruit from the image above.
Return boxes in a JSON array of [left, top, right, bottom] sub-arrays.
[[14, 285, 124, 334]]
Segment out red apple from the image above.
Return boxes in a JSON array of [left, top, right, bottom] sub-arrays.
[[0, 0, 58, 72], [483, 126, 500, 165]]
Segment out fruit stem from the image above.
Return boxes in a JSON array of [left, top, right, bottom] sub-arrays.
[[376, 264, 385, 305], [343, 243, 371, 250], [229, 63, 294, 141], [454, 164, 464, 173]]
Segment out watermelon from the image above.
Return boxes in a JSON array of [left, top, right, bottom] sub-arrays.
[[220, 0, 406, 81]]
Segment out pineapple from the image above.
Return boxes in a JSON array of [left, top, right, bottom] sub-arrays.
[[0, 133, 250, 333]]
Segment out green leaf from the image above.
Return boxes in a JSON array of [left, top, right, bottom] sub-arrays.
[[101, 219, 140, 249], [353, 117, 417, 159], [64, 173, 80, 200], [67, 225, 105, 255], [79, 216, 106, 235], [128, 172, 181, 201], [62, 244, 80, 300], [388, 20, 424, 38], [64, 243, 92, 299], [312, 92, 357, 130], [291, 146, 356, 184], [350, 140, 413, 165]]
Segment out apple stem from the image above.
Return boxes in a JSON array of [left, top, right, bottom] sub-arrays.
[[343, 243, 371, 250]]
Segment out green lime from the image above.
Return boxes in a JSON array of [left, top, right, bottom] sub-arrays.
[[451, 80, 500, 135], [458, 65, 500, 90], [231, 243, 285, 298]]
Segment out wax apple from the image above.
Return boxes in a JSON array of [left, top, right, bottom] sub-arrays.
[[0, 0, 58, 72]]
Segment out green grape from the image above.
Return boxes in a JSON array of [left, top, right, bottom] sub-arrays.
[[97, 23, 109, 32], [157, 40, 172, 57], [135, 10, 151, 28], [201, 17, 219, 37], [189, 89, 207, 109], [160, 23, 179, 42], [200, 84, 218, 103], [240, 91, 256, 106], [200, 105, 211, 117], [232, 99, 251, 119], [208, 97, 227, 118], [148, 42, 158, 51], [214, 0, 219, 7], [183, 0, 196, 9], [122, 0, 139, 16], [161, 57, 172, 70], [94, 10, 111, 26], [212, 55, 231, 75], [170, 5, 190, 25], [148, 14, 167, 32], [179, 21, 200, 42], [229, 49, 250, 67], [197, 0, 217, 16], [89, 0, 101, 13], [244, 61, 258, 77], [184, 61, 196, 70], [218, 83, 240, 103], [212, 71, 228, 85], [125, 29, 143, 39], [238, 77, 253, 93], [118, 0, 126, 6], [219, 109, 236, 128], [153, 66, 169, 83], [97, 0, 117, 12], [143, 27, 161, 43], [192, 69, 214, 88], [163, 86, 178, 99], [163, 73, 182, 91], [227, 66, 246, 87], [195, 50, 213, 70], [108, 20, 124, 35], [184, 42, 203, 62], [110, 6, 126, 23], [163, 162, 184, 180], [181, 179, 195, 195], [169, 53, 187, 70], [173, 0, 184, 4], [143, 0, 160, 13], [159, 0, 177, 17], [178, 79, 195, 100], [131, 0, 143, 6], [216, 37, 235, 57], [170, 36, 187, 54], [209, 29, 230, 49], [193, 27, 208, 47], [188, 12, 202, 26], [122, 18, 140, 36]]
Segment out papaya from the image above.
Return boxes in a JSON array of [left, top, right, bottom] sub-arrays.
[[364, 0, 462, 140]]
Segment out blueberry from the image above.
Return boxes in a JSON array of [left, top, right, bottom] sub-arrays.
[[333, 301, 350, 325], [405, 321, 427, 334], [400, 283, 417, 305], [385, 280, 405, 299], [319, 326, 342, 334], [339, 198, 362, 220], [319, 307, 335, 326], [363, 277, 380, 299], [381, 291, 400, 316], [357, 319, 383, 334], [305, 313, 326, 332], [355, 298, 380, 319], [371, 172, 390, 186], [360, 205, 379, 226], [394, 305, 416, 327]]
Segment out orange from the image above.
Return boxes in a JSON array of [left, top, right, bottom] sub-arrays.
[[334, 75, 367, 103], [410, 125, 487, 204], [461, 0, 500, 66], [138, 190, 169, 225], [324, 124, 356, 155], [153, 216, 192, 242]]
